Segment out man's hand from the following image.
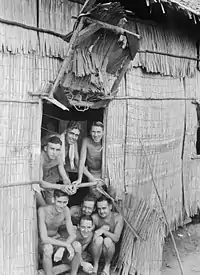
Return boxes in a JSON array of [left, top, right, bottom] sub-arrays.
[[66, 244, 74, 261], [72, 178, 82, 186], [60, 185, 77, 195], [94, 225, 110, 239], [101, 225, 110, 231], [81, 261, 94, 273], [54, 247, 65, 262], [63, 178, 71, 185]]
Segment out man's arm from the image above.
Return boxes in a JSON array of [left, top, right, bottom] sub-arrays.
[[38, 207, 72, 248], [64, 207, 77, 244], [77, 138, 96, 183], [58, 163, 71, 185], [98, 215, 124, 243], [39, 161, 64, 191]]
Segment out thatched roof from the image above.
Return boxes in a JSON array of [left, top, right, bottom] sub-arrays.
[[71, 0, 200, 22], [167, 0, 200, 15]]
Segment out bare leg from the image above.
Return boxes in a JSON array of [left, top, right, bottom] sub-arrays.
[[102, 238, 115, 275], [70, 241, 82, 275], [42, 244, 54, 275], [90, 236, 104, 273]]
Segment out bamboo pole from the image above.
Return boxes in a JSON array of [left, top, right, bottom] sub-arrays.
[[49, 17, 85, 98], [139, 138, 184, 275]]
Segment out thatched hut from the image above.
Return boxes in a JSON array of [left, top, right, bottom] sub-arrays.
[[1, 0, 200, 274]]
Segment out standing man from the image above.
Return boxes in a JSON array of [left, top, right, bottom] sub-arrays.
[[35, 136, 76, 206], [62, 121, 89, 206], [75, 121, 104, 198], [38, 190, 82, 275], [91, 196, 124, 275]]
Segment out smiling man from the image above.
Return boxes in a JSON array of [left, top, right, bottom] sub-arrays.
[[37, 136, 76, 205], [38, 190, 82, 275], [75, 121, 104, 197], [90, 196, 124, 275], [70, 195, 96, 226]]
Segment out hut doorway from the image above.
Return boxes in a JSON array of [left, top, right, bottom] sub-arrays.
[[41, 101, 105, 203]]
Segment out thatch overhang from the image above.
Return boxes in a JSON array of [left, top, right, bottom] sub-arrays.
[[44, 1, 140, 110]]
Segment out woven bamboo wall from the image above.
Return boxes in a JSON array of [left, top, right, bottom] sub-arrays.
[[183, 73, 200, 216], [106, 67, 189, 275], [0, 1, 81, 274]]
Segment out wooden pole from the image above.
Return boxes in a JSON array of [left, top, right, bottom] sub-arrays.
[[139, 139, 184, 275], [49, 0, 97, 98]]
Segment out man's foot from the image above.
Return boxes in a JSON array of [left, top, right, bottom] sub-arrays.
[[91, 264, 99, 275], [101, 265, 111, 275]]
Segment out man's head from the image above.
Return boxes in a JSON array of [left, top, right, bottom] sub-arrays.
[[44, 136, 62, 160], [90, 121, 104, 144], [81, 195, 96, 216], [66, 121, 81, 145], [96, 196, 112, 219], [78, 215, 93, 238], [53, 190, 69, 213]]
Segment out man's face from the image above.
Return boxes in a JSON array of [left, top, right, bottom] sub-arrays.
[[90, 126, 103, 143], [66, 128, 80, 145], [45, 142, 61, 160], [97, 200, 112, 218], [82, 200, 95, 216], [55, 196, 69, 213], [79, 219, 93, 238]]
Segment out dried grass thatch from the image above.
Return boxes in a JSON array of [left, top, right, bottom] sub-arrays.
[[126, 21, 196, 77]]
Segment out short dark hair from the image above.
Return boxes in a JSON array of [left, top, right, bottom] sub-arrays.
[[67, 121, 81, 132], [96, 195, 112, 205], [91, 121, 104, 130], [47, 136, 62, 146], [54, 190, 69, 198], [82, 195, 96, 205], [79, 215, 93, 225]]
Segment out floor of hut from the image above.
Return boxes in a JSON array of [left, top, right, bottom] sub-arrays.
[[162, 218, 200, 275]]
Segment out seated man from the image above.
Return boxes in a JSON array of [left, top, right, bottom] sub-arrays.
[[56, 216, 95, 274], [38, 190, 81, 275], [35, 136, 76, 206], [91, 196, 124, 275], [70, 195, 96, 226]]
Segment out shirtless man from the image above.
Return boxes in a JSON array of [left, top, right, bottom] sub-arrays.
[[38, 190, 81, 275], [56, 215, 94, 274], [91, 196, 124, 275], [70, 195, 96, 226], [36, 136, 76, 206], [75, 122, 104, 197]]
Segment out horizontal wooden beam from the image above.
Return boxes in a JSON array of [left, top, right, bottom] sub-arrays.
[[85, 17, 140, 39], [68, 99, 94, 107], [75, 23, 101, 45]]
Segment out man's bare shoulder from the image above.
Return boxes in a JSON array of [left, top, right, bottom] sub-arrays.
[[63, 206, 71, 217], [83, 137, 91, 145], [113, 212, 123, 223], [92, 213, 99, 223], [38, 205, 51, 214]]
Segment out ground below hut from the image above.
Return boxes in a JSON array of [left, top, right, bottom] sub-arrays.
[[162, 219, 200, 275]]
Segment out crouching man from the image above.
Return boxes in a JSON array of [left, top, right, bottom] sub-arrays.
[[38, 190, 81, 275], [91, 196, 124, 275]]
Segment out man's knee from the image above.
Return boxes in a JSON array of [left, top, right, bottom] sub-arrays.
[[93, 236, 104, 247], [43, 244, 54, 258], [103, 237, 114, 249], [72, 241, 82, 254]]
